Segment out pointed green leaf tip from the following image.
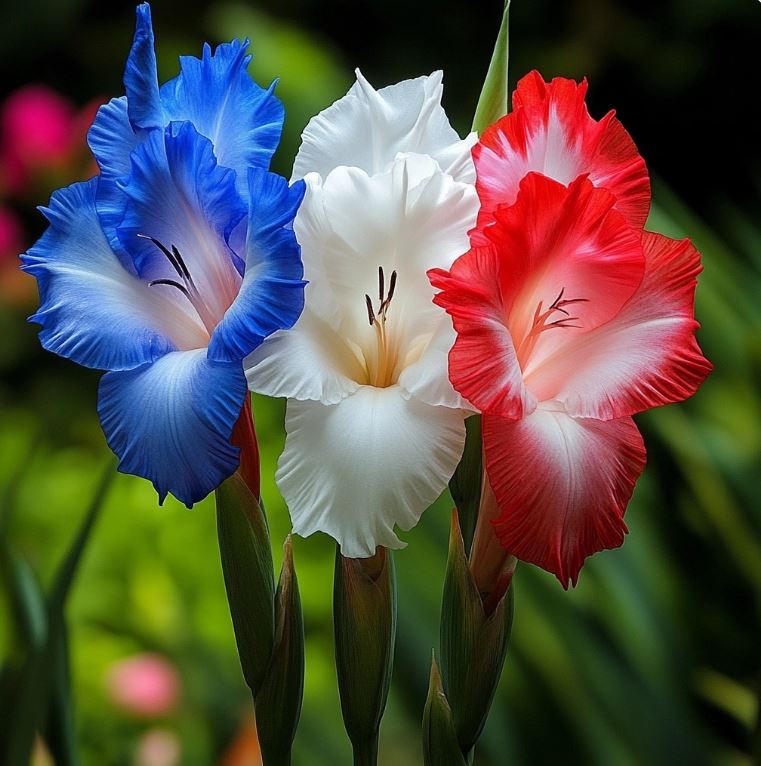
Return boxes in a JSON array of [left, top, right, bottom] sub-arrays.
[[215, 474, 275, 696], [334, 546, 397, 765], [423, 654, 468, 766], [440, 511, 514, 758], [254, 536, 305, 766], [472, 0, 511, 134]]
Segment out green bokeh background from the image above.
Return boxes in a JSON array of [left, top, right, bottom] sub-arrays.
[[1, 1, 760, 764]]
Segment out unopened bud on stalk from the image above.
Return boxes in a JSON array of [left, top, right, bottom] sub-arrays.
[[334, 546, 396, 766]]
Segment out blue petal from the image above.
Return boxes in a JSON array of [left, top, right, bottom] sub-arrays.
[[160, 39, 284, 197], [208, 170, 306, 363], [124, 3, 163, 130], [115, 122, 246, 320], [98, 350, 247, 506], [21, 179, 177, 371]]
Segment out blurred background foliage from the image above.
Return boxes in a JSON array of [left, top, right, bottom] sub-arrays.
[[0, 0, 760, 764]]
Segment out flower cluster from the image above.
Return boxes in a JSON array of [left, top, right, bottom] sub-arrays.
[[430, 73, 711, 585]]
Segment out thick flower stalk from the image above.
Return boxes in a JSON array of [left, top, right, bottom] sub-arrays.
[[431, 73, 712, 587], [21, 3, 305, 506], [246, 70, 479, 556]]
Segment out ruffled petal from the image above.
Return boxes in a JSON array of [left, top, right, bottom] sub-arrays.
[[208, 169, 306, 362], [98, 349, 247, 506], [115, 121, 246, 323], [429, 246, 535, 419], [87, 96, 138, 182], [245, 308, 361, 405], [473, 70, 650, 242], [525, 231, 712, 417], [161, 39, 284, 197], [485, 174, 645, 374], [483, 409, 646, 587], [20, 179, 205, 371], [293, 70, 476, 184], [124, 4, 163, 131], [276, 386, 466, 557]]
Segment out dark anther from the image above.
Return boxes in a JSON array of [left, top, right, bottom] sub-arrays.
[[365, 294, 376, 325], [138, 234, 183, 278], [149, 278, 192, 298], [378, 266, 385, 303], [387, 270, 397, 302]]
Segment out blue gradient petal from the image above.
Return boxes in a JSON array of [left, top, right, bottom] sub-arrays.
[[98, 350, 247, 506], [208, 170, 306, 362], [115, 122, 246, 317], [124, 3, 163, 130], [20, 179, 177, 371], [160, 39, 284, 197]]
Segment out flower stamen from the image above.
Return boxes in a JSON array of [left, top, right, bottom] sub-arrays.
[[361, 266, 400, 387]]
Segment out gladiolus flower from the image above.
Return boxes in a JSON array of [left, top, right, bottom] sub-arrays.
[[246, 71, 479, 557], [21, 4, 305, 505], [430, 75, 710, 586]]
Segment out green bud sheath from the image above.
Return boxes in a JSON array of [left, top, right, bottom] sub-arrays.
[[471, 0, 511, 134], [215, 473, 275, 696], [255, 536, 305, 766], [448, 416, 484, 555], [334, 546, 397, 766], [422, 654, 468, 766], [440, 511, 514, 758]]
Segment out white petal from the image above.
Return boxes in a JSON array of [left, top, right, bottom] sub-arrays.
[[276, 386, 466, 557], [245, 308, 360, 404], [292, 70, 476, 184]]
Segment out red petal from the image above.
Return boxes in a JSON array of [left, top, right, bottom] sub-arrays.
[[525, 231, 713, 416], [486, 174, 645, 370], [472, 71, 650, 244], [429, 248, 535, 419], [483, 409, 646, 587]]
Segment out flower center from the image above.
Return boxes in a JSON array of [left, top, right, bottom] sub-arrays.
[[515, 287, 588, 369], [140, 234, 218, 335], [361, 265, 399, 388]]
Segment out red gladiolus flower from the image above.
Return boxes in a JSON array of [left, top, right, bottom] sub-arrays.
[[472, 71, 650, 244], [430, 77, 710, 586]]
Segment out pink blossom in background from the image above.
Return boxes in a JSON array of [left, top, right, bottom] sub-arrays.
[[0, 85, 75, 194], [106, 653, 180, 717]]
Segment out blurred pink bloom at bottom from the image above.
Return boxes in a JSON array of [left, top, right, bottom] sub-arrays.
[[134, 728, 181, 766], [106, 653, 180, 717]]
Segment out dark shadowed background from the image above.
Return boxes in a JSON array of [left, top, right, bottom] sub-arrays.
[[1, 1, 760, 764]]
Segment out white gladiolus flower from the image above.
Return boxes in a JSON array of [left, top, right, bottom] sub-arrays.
[[245, 70, 479, 557]]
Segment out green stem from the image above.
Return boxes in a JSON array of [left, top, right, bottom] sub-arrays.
[[352, 734, 379, 766], [257, 734, 292, 766]]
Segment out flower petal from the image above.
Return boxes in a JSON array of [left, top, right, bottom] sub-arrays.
[[483, 408, 646, 587], [486, 174, 645, 374], [87, 96, 139, 182], [276, 386, 466, 557], [116, 121, 246, 323], [161, 39, 284, 197], [208, 169, 306, 362], [98, 349, 247, 506], [20, 179, 204, 371], [429, 246, 535, 419], [525, 231, 712, 417], [124, 4, 163, 131], [473, 71, 650, 242], [292, 70, 476, 184], [245, 308, 361, 405]]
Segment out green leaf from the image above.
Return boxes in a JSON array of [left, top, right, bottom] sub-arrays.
[[0, 463, 112, 766], [215, 473, 275, 696], [334, 546, 397, 765], [423, 654, 468, 766], [440, 512, 514, 758], [255, 536, 305, 766], [471, 0, 511, 134], [448, 415, 483, 555]]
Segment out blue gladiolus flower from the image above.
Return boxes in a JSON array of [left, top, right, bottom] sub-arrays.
[[21, 3, 306, 506]]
